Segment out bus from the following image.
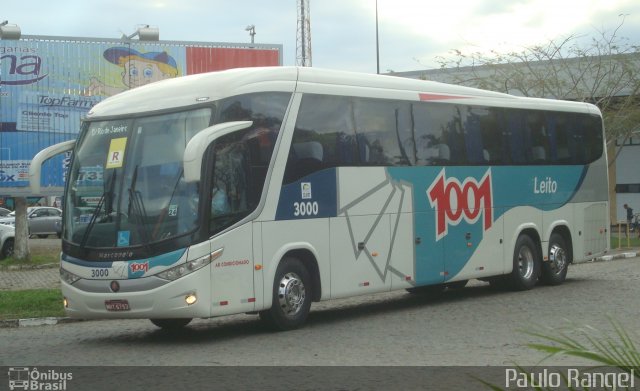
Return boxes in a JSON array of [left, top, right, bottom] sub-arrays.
[[29, 67, 609, 330]]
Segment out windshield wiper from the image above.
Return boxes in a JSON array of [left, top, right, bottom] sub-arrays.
[[151, 168, 185, 240], [79, 170, 116, 248], [127, 165, 152, 253]]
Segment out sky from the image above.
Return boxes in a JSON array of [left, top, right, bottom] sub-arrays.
[[3, 0, 640, 73]]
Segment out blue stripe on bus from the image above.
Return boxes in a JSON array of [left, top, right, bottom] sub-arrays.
[[276, 165, 587, 284], [62, 248, 187, 278], [275, 168, 338, 220], [388, 165, 587, 283]]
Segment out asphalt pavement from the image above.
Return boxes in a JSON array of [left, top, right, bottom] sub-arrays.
[[0, 241, 637, 327]]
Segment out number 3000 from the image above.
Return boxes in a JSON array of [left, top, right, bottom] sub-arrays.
[[293, 201, 319, 217]]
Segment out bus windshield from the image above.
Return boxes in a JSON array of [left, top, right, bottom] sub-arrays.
[[63, 108, 211, 248]]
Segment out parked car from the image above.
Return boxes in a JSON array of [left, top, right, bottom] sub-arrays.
[[0, 206, 62, 238], [0, 207, 11, 217], [0, 223, 14, 259]]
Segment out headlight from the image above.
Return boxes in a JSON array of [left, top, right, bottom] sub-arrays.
[[156, 253, 213, 281], [60, 267, 80, 285]]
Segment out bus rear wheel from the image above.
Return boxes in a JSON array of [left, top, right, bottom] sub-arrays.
[[260, 257, 312, 331], [509, 234, 540, 291], [150, 318, 192, 330], [541, 233, 569, 285]]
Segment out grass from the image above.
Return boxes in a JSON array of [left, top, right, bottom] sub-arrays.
[[477, 319, 640, 390], [0, 254, 60, 269], [611, 235, 640, 249], [0, 289, 65, 320]]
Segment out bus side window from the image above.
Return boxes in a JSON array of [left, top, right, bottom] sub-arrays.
[[413, 102, 453, 166], [284, 94, 356, 184], [352, 98, 411, 166], [506, 111, 529, 164], [463, 111, 485, 164], [527, 112, 549, 164]]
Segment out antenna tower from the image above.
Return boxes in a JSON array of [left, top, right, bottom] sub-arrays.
[[296, 0, 312, 66]]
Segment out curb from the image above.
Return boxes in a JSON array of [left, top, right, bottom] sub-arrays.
[[0, 317, 83, 328], [574, 251, 639, 264]]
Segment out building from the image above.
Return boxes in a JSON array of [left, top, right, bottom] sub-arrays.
[[1, 33, 282, 203]]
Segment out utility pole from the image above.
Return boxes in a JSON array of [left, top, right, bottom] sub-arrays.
[[296, 0, 312, 66]]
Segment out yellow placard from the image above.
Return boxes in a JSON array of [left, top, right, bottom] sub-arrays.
[[106, 137, 127, 169]]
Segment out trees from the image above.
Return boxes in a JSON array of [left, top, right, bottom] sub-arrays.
[[13, 197, 31, 262], [431, 20, 640, 160]]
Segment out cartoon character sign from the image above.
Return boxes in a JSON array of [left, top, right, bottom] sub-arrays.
[[87, 47, 179, 96]]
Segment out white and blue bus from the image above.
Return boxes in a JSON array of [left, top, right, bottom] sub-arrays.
[[30, 67, 609, 330]]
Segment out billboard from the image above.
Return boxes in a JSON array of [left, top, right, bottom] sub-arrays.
[[0, 35, 282, 195]]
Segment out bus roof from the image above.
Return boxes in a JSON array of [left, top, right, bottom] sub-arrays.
[[86, 66, 600, 119]]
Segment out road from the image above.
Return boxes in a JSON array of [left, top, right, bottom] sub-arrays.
[[0, 257, 638, 368]]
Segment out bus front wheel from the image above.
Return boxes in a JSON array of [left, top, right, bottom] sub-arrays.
[[260, 257, 312, 331], [509, 234, 540, 291], [150, 318, 192, 330]]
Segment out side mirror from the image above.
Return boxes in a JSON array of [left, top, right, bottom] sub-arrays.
[[29, 140, 76, 194], [183, 121, 253, 182]]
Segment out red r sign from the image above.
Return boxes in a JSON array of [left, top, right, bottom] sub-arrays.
[[427, 169, 493, 240]]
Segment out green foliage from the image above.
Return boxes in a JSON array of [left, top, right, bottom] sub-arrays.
[[0, 289, 65, 319], [0, 254, 59, 269], [479, 319, 639, 390], [525, 320, 640, 373], [611, 235, 640, 249]]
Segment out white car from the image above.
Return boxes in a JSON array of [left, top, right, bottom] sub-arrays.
[[0, 223, 15, 259]]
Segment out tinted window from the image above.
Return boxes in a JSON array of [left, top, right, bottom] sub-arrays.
[[353, 98, 412, 166], [284, 94, 357, 183], [412, 103, 464, 165], [284, 94, 603, 184], [208, 92, 291, 234]]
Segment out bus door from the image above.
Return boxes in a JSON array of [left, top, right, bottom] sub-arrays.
[[414, 211, 446, 287]]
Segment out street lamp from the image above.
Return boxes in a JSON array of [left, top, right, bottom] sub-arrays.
[[375, 0, 380, 74], [245, 25, 256, 44], [0, 20, 21, 40], [122, 25, 159, 41]]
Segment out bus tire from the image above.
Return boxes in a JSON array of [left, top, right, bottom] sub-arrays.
[[509, 234, 540, 291], [541, 233, 569, 285], [150, 318, 192, 330], [260, 257, 312, 331]]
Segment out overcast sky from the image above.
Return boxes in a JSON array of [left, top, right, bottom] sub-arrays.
[[3, 0, 640, 73]]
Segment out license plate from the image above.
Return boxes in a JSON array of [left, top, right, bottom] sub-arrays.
[[105, 299, 130, 311]]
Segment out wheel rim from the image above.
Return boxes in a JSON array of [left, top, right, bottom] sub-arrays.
[[277, 272, 306, 318], [518, 246, 534, 280], [549, 244, 566, 274]]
